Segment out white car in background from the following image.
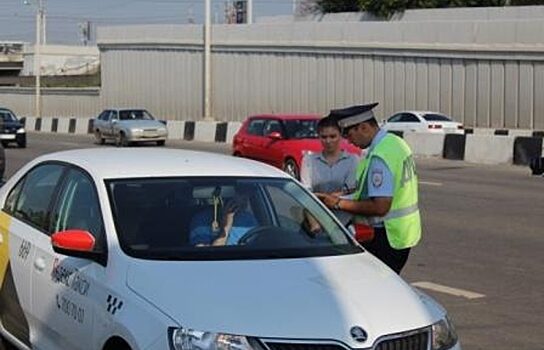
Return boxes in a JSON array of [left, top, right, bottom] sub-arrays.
[[0, 148, 460, 350], [382, 111, 464, 135]]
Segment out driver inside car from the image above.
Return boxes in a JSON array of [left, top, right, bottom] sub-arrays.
[[189, 185, 258, 246]]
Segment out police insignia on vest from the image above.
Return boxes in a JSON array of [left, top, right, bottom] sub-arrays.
[[372, 169, 383, 188]]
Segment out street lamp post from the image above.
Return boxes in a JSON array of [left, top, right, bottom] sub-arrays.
[[24, 0, 44, 119], [203, 0, 211, 120]]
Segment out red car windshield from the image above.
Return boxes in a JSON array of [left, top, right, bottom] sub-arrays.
[[283, 120, 319, 139]]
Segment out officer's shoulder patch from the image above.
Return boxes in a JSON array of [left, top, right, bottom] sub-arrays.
[[371, 169, 383, 188]]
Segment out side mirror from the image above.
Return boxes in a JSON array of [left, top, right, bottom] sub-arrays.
[[51, 230, 106, 265], [111, 119, 118, 124], [267, 131, 282, 140]]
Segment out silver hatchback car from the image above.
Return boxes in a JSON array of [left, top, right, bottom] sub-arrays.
[[93, 109, 168, 146]]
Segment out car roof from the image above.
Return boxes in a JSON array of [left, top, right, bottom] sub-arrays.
[[249, 114, 321, 121], [396, 111, 448, 116], [32, 148, 289, 180], [104, 108, 148, 112]]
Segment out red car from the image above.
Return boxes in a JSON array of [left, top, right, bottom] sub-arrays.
[[232, 114, 361, 178]]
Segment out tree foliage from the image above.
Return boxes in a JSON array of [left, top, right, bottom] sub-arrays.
[[310, 0, 544, 18]]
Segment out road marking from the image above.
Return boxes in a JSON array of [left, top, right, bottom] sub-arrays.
[[412, 281, 485, 300], [419, 181, 443, 186]]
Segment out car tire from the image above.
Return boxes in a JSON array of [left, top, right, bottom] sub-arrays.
[[157, 140, 165, 146], [116, 132, 129, 147], [0, 141, 8, 148], [283, 158, 300, 179], [95, 130, 105, 145]]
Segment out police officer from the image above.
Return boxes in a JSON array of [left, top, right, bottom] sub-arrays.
[[315, 103, 421, 274]]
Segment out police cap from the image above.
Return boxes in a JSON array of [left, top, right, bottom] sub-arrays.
[[328, 102, 379, 129]]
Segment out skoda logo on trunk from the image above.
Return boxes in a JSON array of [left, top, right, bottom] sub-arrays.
[[350, 326, 368, 342]]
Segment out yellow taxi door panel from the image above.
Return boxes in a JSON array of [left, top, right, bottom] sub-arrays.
[[0, 212, 32, 347]]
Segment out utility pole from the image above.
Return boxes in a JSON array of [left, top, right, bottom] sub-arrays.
[[24, 0, 44, 119], [35, 0, 43, 120], [247, 0, 252, 24], [203, 0, 212, 120]]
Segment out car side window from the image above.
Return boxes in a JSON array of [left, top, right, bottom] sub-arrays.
[[400, 113, 420, 123], [110, 111, 118, 121], [97, 111, 109, 121], [387, 114, 403, 123], [263, 120, 283, 136], [50, 168, 105, 241], [9, 164, 65, 231], [247, 119, 266, 136]]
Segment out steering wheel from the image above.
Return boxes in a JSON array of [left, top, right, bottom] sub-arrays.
[[238, 225, 277, 246]]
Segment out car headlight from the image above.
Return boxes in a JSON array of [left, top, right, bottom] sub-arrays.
[[16, 127, 25, 134], [159, 127, 167, 133], [131, 128, 143, 134], [169, 328, 257, 350], [431, 316, 458, 350]]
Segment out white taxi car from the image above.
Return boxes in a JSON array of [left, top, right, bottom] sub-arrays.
[[0, 148, 460, 350]]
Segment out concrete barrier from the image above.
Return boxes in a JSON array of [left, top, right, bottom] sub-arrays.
[[465, 135, 515, 165], [404, 132, 445, 158], [226, 122, 242, 144], [57, 118, 71, 133], [513, 137, 543, 166], [194, 121, 218, 142], [167, 120, 184, 140], [75, 118, 90, 134], [472, 128, 496, 136], [509, 129, 533, 138], [25, 116, 36, 130], [41, 117, 53, 132]]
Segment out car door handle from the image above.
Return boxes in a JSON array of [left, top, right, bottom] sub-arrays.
[[34, 257, 46, 272]]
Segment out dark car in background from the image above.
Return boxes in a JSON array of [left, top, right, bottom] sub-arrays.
[[0, 108, 26, 148], [233, 114, 361, 179]]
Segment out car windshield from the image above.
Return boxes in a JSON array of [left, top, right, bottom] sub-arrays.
[[422, 113, 452, 122], [107, 177, 360, 260], [283, 119, 319, 139], [119, 110, 154, 121], [0, 111, 17, 122]]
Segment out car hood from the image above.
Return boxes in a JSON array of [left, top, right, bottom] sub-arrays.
[[0, 121, 23, 129], [117, 120, 164, 129], [126, 253, 437, 346]]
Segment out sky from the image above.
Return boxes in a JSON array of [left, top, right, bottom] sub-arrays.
[[0, 0, 296, 45]]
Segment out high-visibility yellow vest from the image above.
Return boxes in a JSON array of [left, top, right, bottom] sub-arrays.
[[354, 133, 421, 249]]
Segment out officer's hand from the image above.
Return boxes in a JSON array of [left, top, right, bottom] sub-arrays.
[[315, 193, 338, 209]]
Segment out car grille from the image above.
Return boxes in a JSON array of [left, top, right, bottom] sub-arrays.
[[375, 331, 428, 350], [263, 343, 346, 350], [261, 329, 429, 350], [143, 128, 158, 137]]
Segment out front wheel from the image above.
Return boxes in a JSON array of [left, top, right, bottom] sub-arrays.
[[283, 158, 299, 179], [94, 130, 105, 145], [116, 132, 129, 147]]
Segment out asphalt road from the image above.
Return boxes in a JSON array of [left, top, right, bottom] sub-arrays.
[[2, 132, 543, 350]]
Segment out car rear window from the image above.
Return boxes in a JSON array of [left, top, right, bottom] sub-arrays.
[[422, 114, 452, 122], [106, 177, 360, 260]]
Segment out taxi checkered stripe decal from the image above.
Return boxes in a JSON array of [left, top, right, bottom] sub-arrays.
[[106, 294, 124, 315]]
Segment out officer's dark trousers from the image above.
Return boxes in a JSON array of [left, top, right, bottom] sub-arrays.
[[362, 227, 410, 274]]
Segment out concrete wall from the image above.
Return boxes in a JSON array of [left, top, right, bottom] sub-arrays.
[[97, 18, 544, 127], [0, 87, 100, 118]]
